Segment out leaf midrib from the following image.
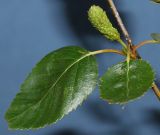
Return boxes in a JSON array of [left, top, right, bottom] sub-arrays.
[[7, 52, 91, 121], [126, 61, 130, 98]]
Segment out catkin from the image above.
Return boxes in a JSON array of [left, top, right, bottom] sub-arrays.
[[88, 5, 120, 41]]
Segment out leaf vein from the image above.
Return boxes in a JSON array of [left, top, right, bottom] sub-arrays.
[[8, 52, 90, 121]]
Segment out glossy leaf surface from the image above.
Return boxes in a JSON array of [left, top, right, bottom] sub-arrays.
[[100, 60, 154, 104], [5, 46, 98, 129]]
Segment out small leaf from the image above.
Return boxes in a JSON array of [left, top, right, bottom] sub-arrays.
[[100, 60, 154, 104], [151, 33, 160, 42], [88, 5, 120, 41], [151, 0, 160, 4], [5, 46, 98, 129]]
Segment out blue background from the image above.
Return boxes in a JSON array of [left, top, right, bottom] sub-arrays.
[[1, 0, 160, 135]]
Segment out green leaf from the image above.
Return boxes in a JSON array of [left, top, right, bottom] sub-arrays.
[[151, 0, 160, 4], [100, 60, 154, 104], [5, 46, 98, 129], [151, 33, 160, 42]]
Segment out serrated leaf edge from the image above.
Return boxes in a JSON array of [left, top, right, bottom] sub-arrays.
[[99, 59, 155, 105], [6, 46, 98, 130]]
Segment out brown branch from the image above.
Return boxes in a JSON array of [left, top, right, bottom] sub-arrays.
[[152, 83, 160, 100], [106, 0, 160, 100], [107, 0, 132, 46]]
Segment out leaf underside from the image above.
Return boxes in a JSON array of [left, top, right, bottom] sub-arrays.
[[5, 46, 98, 130], [100, 60, 155, 104]]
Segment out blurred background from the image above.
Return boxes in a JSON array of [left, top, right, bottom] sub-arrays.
[[0, 0, 160, 135]]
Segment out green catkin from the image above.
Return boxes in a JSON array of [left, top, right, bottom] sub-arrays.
[[88, 5, 120, 41]]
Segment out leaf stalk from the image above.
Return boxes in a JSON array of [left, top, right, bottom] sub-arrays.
[[133, 40, 159, 52], [90, 49, 125, 56]]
